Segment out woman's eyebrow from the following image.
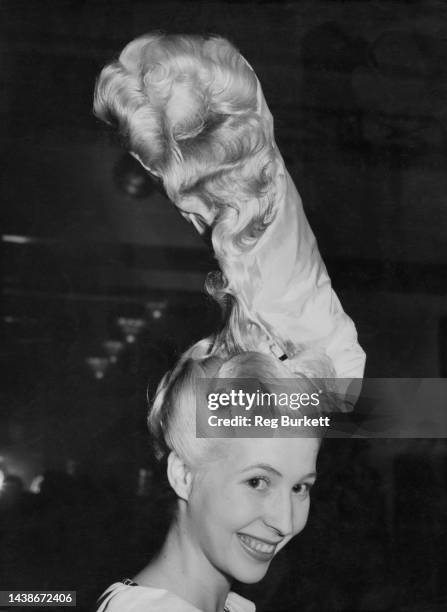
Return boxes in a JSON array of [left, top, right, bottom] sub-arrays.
[[240, 463, 282, 477], [240, 463, 317, 481]]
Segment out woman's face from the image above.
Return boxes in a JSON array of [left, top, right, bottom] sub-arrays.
[[186, 437, 319, 584]]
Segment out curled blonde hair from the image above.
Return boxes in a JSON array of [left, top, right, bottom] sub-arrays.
[[93, 32, 279, 356], [147, 339, 333, 467]]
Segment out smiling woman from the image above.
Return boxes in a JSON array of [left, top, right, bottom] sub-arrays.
[[96, 349, 323, 612], [93, 30, 361, 612], [179, 437, 318, 587]]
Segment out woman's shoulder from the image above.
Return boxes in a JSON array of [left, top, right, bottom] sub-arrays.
[[95, 582, 200, 612], [95, 582, 255, 612], [226, 591, 256, 612]]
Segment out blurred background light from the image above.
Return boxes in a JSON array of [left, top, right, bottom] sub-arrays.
[[30, 474, 44, 494], [85, 356, 109, 380], [117, 317, 146, 344], [145, 301, 167, 320], [113, 153, 156, 198], [103, 339, 125, 364]]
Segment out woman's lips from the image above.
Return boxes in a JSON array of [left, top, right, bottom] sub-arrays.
[[237, 533, 279, 562]]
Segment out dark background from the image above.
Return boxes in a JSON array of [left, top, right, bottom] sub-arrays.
[[1, 1, 446, 611]]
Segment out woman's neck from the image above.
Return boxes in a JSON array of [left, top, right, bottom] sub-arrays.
[[133, 517, 231, 612]]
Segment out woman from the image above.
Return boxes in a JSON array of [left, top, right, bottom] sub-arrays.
[[93, 32, 366, 384], [96, 350, 324, 612], [93, 32, 363, 611]]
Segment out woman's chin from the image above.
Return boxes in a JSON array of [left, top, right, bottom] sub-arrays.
[[230, 561, 271, 584]]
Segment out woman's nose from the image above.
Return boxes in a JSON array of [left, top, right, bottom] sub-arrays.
[[263, 491, 294, 537]]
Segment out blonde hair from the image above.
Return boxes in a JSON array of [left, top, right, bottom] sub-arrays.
[[147, 339, 331, 467], [93, 32, 279, 356]]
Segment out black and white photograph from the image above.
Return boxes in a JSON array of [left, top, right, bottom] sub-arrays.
[[1, 2, 447, 611]]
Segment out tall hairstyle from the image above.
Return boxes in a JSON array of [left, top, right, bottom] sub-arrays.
[[93, 32, 279, 357]]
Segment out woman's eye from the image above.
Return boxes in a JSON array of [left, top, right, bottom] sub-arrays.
[[247, 477, 269, 491], [292, 483, 312, 497]]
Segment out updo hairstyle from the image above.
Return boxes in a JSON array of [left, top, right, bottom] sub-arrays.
[[147, 340, 330, 469]]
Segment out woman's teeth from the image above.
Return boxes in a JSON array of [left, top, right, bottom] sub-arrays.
[[238, 534, 275, 554]]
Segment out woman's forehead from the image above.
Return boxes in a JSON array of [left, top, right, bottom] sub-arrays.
[[218, 437, 319, 475]]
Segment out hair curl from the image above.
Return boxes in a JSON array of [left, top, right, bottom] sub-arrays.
[[94, 32, 279, 357]]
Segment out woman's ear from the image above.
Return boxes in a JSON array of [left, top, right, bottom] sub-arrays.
[[166, 451, 193, 501]]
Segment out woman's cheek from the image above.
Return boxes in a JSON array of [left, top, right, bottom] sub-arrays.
[[241, 489, 267, 516], [292, 499, 311, 535]]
